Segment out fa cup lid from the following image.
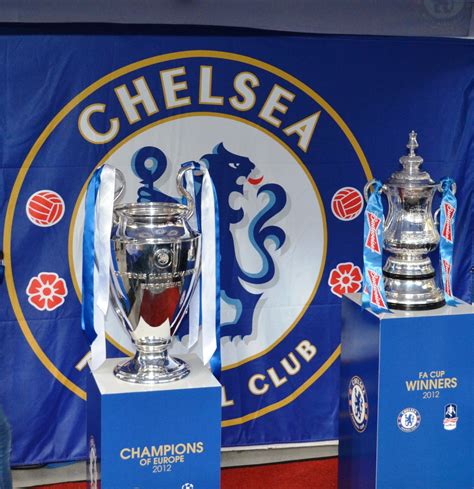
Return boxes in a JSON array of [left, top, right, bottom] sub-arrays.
[[387, 131, 435, 187]]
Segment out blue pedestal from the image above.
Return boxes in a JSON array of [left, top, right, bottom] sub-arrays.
[[339, 293, 473, 489], [87, 355, 221, 489]]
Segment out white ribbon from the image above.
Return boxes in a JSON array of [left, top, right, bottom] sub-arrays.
[[184, 172, 200, 350], [199, 169, 217, 365], [96, 166, 115, 315], [89, 165, 116, 371], [184, 165, 218, 365]]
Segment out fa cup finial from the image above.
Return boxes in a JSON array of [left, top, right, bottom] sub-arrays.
[[400, 130, 423, 170], [407, 130, 419, 156]]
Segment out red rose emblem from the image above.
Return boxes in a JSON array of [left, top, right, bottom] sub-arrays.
[[328, 262, 363, 298], [26, 272, 68, 311]]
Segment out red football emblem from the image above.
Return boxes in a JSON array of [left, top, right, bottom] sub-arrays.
[[331, 187, 363, 221], [26, 190, 65, 227]]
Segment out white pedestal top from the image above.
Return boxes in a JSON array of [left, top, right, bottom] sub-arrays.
[[92, 354, 221, 395]]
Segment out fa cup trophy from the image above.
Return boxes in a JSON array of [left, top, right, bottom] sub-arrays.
[[364, 131, 456, 311], [110, 167, 201, 383]]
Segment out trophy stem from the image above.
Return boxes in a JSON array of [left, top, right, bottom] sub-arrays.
[[113, 339, 190, 384]]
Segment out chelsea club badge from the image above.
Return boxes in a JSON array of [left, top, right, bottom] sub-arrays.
[[397, 407, 421, 433], [348, 375, 369, 433]]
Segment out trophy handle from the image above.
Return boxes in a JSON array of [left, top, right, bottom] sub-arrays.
[[437, 180, 456, 195], [109, 267, 135, 338], [434, 180, 456, 226], [114, 168, 126, 203], [363, 178, 386, 203], [176, 165, 198, 220], [112, 168, 127, 226]]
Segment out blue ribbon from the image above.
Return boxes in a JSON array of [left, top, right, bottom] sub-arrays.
[[81, 167, 103, 344], [439, 177, 458, 306], [209, 181, 221, 377], [362, 180, 390, 313]]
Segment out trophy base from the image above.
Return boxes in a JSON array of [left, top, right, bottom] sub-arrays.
[[384, 274, 446, 311], [113, 351, 190, 384], [386, 299, 446, 311], [383, 255, 446, 311]]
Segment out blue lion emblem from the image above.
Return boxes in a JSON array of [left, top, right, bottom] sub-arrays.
[[404, 414, 414, 427], [131, 142, 287, 339], [354, 390, 363, 418]]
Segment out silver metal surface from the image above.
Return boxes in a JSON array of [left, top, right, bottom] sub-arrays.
[[365, 131, 451, 311], [110, 166, 201, 383], [114, 168, 126, 202]]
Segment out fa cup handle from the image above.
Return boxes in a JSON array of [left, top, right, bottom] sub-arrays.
[[434, 179, 456, 226], [176, 165, 199, 220], [436, 180, 456, 196], [363, 178, 387, 203]]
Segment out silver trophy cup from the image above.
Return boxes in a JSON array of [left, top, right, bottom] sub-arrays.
[[364, 131, 455, 311], [110, 167, 201, 383]]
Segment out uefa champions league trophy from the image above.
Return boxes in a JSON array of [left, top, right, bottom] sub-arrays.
[[110, 167, 201, 383], [364, 131, 456, 311]]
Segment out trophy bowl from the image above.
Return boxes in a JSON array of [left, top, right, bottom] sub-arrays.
[[110, 167, 201, 384]]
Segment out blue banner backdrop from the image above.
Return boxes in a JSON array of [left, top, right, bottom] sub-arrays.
[[0, 29, 472, 465]]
